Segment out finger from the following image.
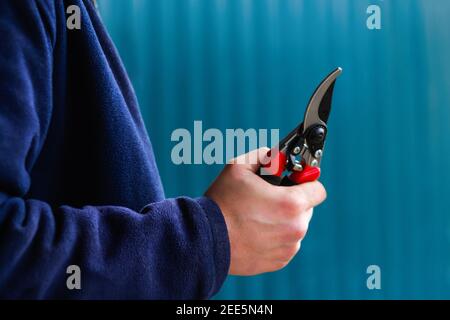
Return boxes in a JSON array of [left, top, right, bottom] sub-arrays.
[[283, 181, 327, 209], [299, 208, 314, 227], [269, 241, 302, 263], [229, 147, 270, 173]]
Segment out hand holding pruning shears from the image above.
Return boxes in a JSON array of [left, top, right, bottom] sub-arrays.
[[206, 68, 342, 275]]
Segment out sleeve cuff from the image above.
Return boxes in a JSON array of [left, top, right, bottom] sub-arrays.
[[196, 196, 231, 297]]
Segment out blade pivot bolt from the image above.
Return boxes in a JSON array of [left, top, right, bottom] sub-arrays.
[[314, 149, 323, 158], [307, 125, 326, 144], [292, 146, 301, 155], [293, 162, 303, 171]]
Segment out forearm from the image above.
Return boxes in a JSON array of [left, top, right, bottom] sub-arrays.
[[0, 194, 230, 299]]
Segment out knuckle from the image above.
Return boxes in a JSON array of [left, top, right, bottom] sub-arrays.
[[295, 226, 308, 240], [279, 193, 305, 217], [295, 196, 309, 212], [279, 224, 307, 243], [290, 224, 308, 241], [314, 181, 327, 202], [280, 245, 300, 261]]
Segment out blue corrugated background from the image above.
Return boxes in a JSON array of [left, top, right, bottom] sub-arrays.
[[97, 0, 450, 299]]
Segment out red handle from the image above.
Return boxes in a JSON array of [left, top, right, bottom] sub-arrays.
[[260, 151, 320, 185], [288, 165, 321, 184]]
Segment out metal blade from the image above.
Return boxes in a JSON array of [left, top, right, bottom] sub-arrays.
[[302, 67, 342, 133]]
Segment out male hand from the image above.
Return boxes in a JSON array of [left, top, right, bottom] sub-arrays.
[[205, 148, 327, 275]]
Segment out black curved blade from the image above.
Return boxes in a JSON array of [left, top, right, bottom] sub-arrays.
[[302, 67, 342, 133], [318, 80, 336, 124]]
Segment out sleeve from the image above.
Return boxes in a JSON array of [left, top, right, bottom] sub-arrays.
[[0, 0, 230, 299]]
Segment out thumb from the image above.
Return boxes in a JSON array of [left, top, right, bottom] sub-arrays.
[[228, 147, 271, 173]]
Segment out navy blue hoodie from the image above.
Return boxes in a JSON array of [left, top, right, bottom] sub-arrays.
[[0, 0, 230, 299]]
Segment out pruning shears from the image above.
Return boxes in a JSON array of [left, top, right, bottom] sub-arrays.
[[259, 67, 342, 186]]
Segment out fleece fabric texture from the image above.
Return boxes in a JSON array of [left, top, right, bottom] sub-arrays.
[[0, 0, 230, 299]]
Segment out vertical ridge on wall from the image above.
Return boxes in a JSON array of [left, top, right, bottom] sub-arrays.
[[98, 0, 450, 299]]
